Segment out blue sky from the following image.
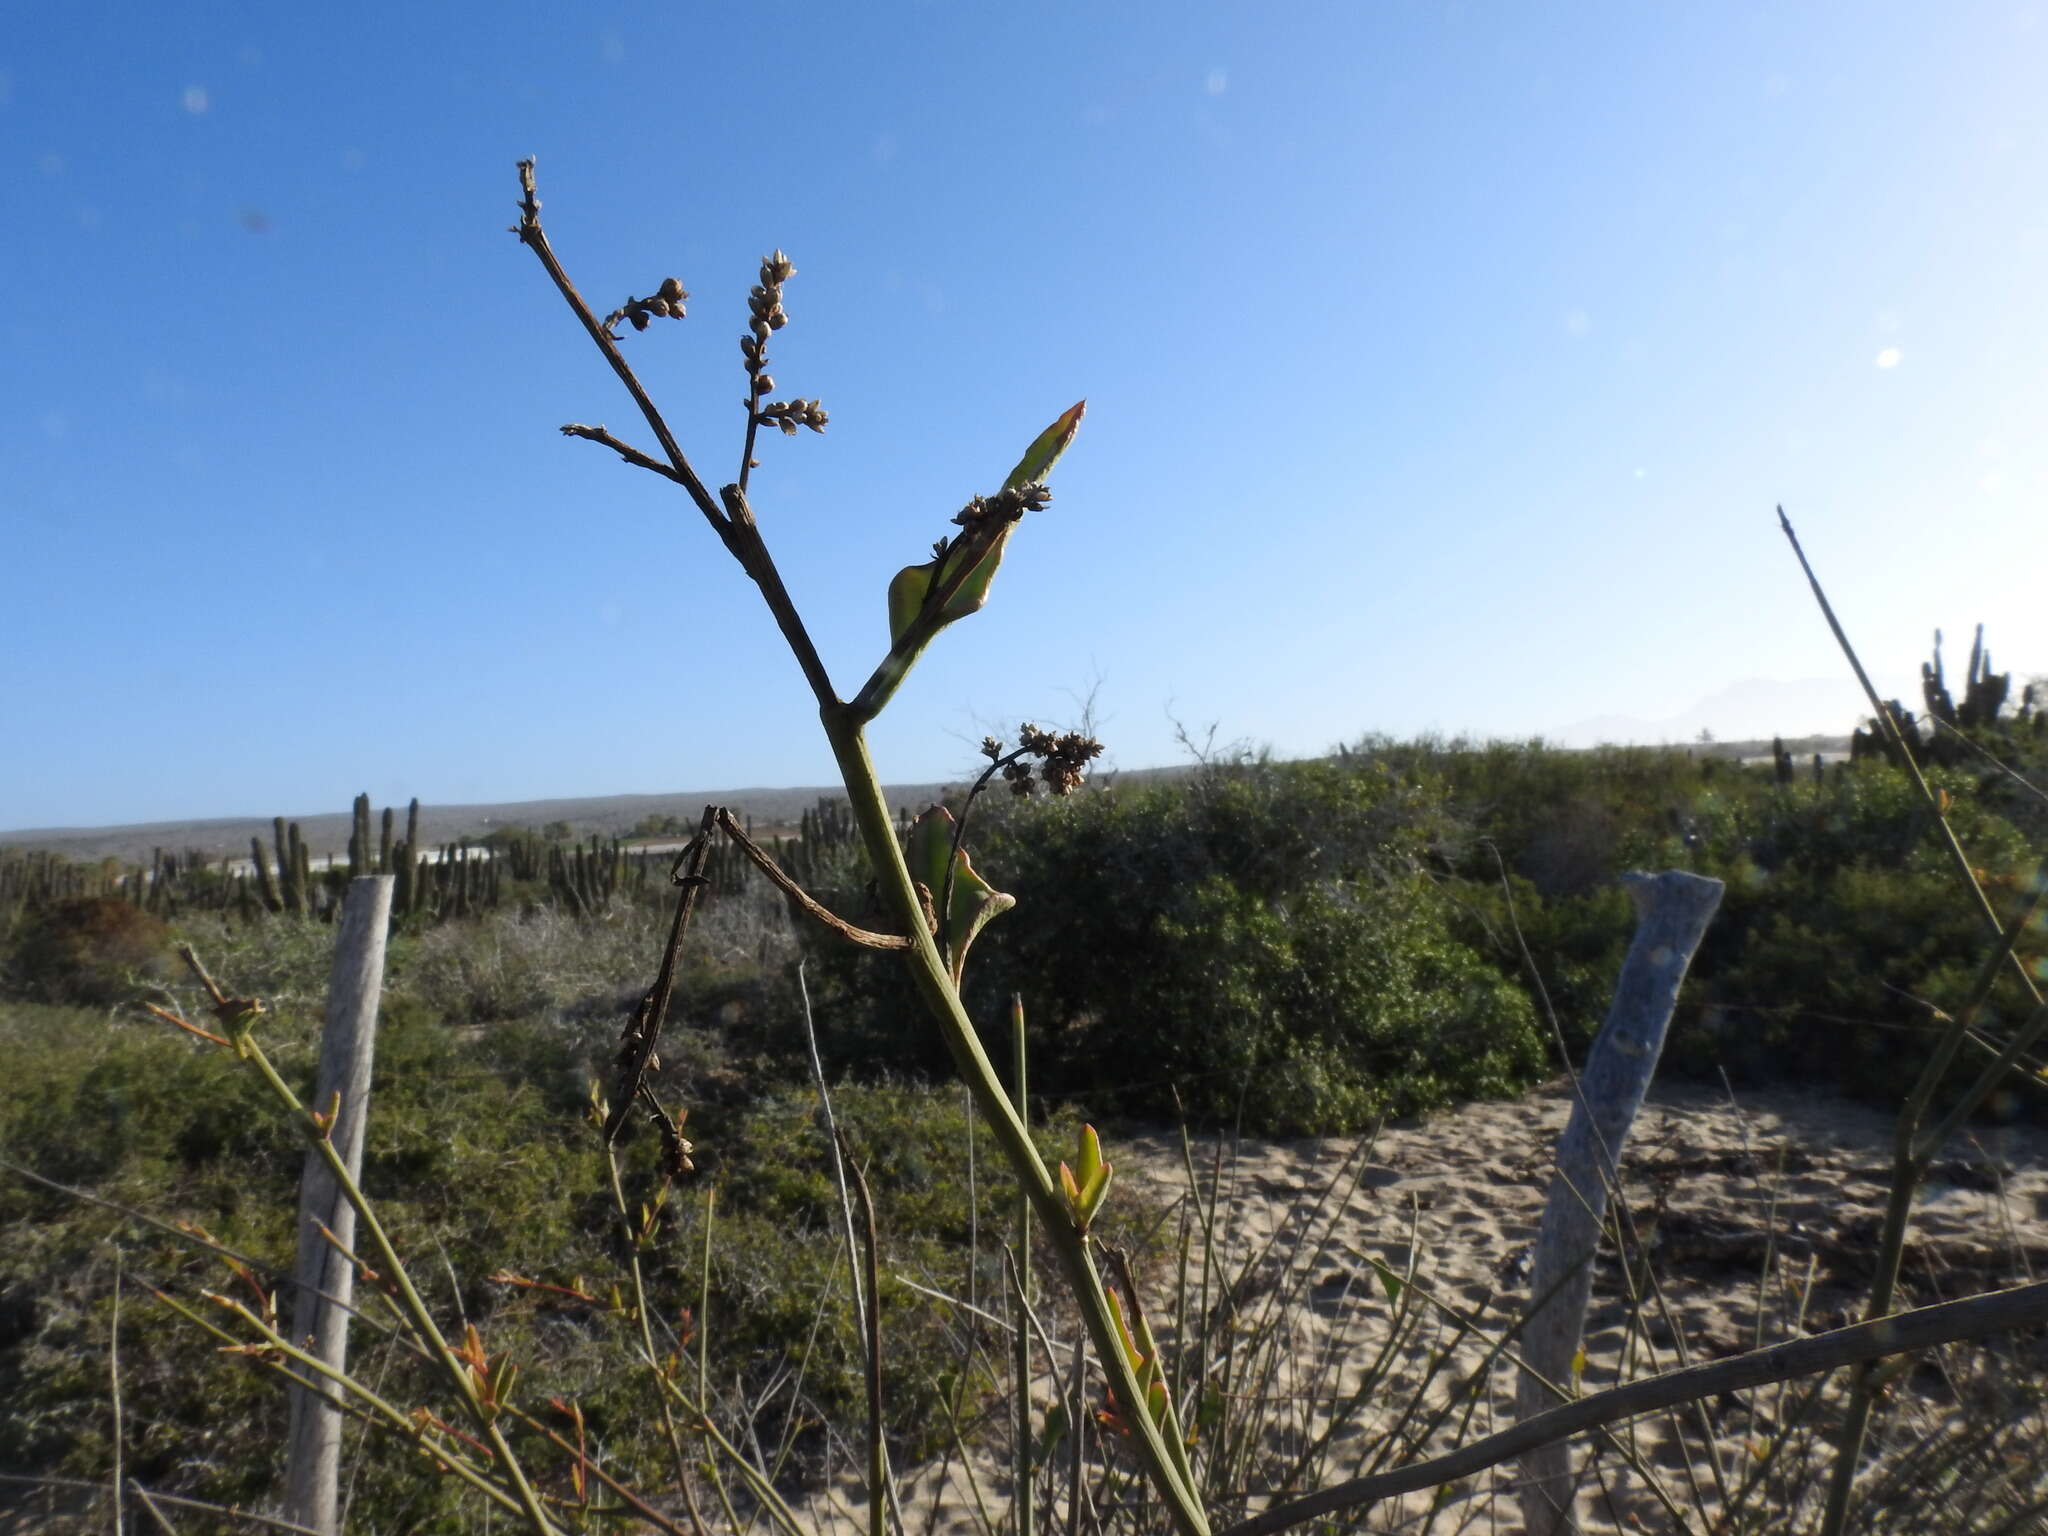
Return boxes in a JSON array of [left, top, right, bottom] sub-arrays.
[[5, 3, 2045, 832]]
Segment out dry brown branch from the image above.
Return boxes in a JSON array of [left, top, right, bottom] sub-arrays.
[[710, 807, 911, 951], [1219, 1277, 2048, 1536]]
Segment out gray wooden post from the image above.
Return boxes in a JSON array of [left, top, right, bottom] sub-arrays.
[[283, 875, 393, 1536], [1517, 870, 1723, 1536]]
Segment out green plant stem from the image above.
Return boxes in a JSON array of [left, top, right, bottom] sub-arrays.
[[507, 1406, 693, 1536], [154, 1290, 532, 1523], [836, 1129, 888, 1536], [602, 1151, 703, 1527], [821, 710, 1211, 1536], [847, 506, 1025, 724], [1012, 995, 1035, 1536], [520, 169, 1200, 1529], [692, 1189, 746, 1536], [230, 1032, 562, 1536]]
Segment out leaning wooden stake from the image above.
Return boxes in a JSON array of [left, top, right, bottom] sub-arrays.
[[1517, 869, 1724, 1536], [283, 875, 394, 1536]]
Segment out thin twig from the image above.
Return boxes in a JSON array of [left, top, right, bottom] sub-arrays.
[[606, 806, 717, 1145], [129, 1485, 320, 1535], [109, 1250, 125, 1536], [507, 1404, 695, 1536], [601, 1147, 703, 1536], [715, 807, 911, 949], [1777, 506, 2042, 1010], [560, 423, 687, 483], [1218, 1277, 2048, 1536], [127, 1482, 181, 1536], [1927, 714, 2048, 808], [1011, 995, 1035, 1536], [1780, 505, 2047, 1536], [938, 747, 1031, 967], [836, 1128, 889, 1536], [513, 159, 725, 528], [799, 961, 870, 1343], [228, 1034, 563, 1534]]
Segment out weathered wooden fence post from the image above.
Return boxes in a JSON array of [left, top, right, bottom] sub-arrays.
[[1517, 869, 1723, 1536], [283, 874, 393, 1536]]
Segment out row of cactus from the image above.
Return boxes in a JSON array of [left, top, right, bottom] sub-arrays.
[[1769, 737, 1829, 788], [1853, 625, 2043, 768], [0, 849, 127, 916], [2, 791, 925, 937]]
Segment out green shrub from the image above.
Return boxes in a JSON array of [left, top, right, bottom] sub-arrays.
[[6, 898, 175, 1007], [799, 758, 1544, 1131]]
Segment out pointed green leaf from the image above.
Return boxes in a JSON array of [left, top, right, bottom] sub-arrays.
[[1080, 1164, 1111, 1209], [1075, 1124, 1105, 1190], [1105, 1288, 1145, 1371], [1036, 1402, 1071, 1461], [1374, 1260, 1403, 1305], [882, 401, 1087, 651], [1003, 399, 1086, 491], [904, 805, 1015, 982], [886, 560, 934, 646], [1059, 1161, 1082, 1209]]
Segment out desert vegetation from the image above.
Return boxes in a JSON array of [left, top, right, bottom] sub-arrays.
[[3, 161, 2046, 1535]]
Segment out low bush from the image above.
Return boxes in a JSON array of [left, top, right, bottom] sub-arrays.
[[6, 897, 175, 1007]]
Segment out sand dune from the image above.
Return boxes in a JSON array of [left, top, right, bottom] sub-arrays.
[[826, 1078, 2048, 1535]]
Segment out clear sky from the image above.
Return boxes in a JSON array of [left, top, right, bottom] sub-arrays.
[[5, 3, 2044, 832]]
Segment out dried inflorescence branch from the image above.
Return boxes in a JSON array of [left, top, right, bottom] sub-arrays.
[[602, 276, 688, 338], [984, 723, 1106, 796], [921, 483, 1053, 569], [738, 250, 827, 481], [954, 484, 1053, 532], [756, 397, 828, 436]]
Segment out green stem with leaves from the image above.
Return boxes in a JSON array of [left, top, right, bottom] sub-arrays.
[[229, 1028, 562, 1536], [822, 713, 1209, 1535], [517, 160, 1206, 1536]]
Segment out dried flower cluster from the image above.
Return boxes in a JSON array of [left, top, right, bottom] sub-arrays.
[[756, 397, 828, 436], [924, 482, 1054, 565], [603, 275, 688, 337], [953, 483, 1053, 532], [983, 723, 1106, 796], [740, 250, 828, 455]]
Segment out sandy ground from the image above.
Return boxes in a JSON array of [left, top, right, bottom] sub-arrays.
[[821, 1077, 2048, 1536]]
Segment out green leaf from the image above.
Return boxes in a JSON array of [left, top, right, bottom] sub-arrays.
[[886, 560, 934, 646], [904, 805, 1016, 984], [884, 400, 1088, 648], [1374, 1260, 1403, 1305], [1075, 1123, 1105, 1190], [1003, 398, 1086, 490], [1036, 1403, 1071, 1460], [1068, 1123, 1113, 1225]]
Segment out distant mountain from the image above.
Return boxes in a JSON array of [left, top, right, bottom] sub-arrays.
[[0, 765, 1202, 868], [1556, 676, 1894, 748], [0, 785, 954, 867], [1, 714, 1877, 869]]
